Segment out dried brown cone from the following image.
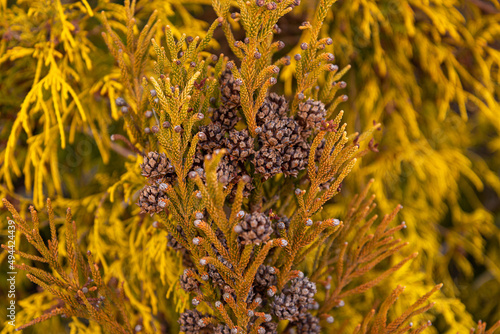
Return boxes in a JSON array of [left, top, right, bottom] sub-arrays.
[[293, 312, 321, 334], [256, 93, 289, 126], [227, 129, 255, 162], [215, 324, 231, 334], [212, 106, 240, 130], [296, 99, 327, 132], [271, 276, 317, 321], [234, 212, 273, 245], [253, 146, 283, 180], [245, 318, 278, 334], [231, 174, 254, 198], [220, 69, 241, 108], [259, 321, 278, 334], [255, 265, 278, 293], [192, 149, 206, 170], [208, 255, 234, 288], [258, 117, 301, 149], [282, 139, 310, 178], [217, 156, 241, 186], [198, 123, 227, 152], [178, 309, 205, 334], [137, 184, 167, 215], [141, 151, 176, 183], [272, 215, 290, 238], [180, 269, 200, 293], [246, 287, 266, 305]]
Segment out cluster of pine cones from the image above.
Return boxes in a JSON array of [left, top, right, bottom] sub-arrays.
[[178, 267, 321, 334], [194, 69, 328, 196], [135, 66, 330, 333], [137, 151, 176, 215], [175, 210, 321, 334]]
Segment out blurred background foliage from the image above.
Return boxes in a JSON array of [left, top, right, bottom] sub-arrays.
[[0, 0, 499, 333]]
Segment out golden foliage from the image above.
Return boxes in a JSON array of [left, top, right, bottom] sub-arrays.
[[1, 0, 499, 333]]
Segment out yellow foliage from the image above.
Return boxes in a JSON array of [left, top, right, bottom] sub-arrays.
[[1, 0, 499, 333]]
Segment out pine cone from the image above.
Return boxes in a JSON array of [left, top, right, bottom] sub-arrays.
[[217, 156, 240, 185], [256, 93, 289, 126], [220, 70, 241, 108], [137, 184, 167, 215], [273, 215, 290, 234], [259, 117, 301, 149], [235, 212, 273, 245], [180, 269, 200, 293], [208, 255, 233, 288], [271, 276, 317, 321], [255, 265, 277, 292], [245, 318, 278, 334], [215, 324, 231, 334], [246, 287, 266, 305], [141, 152, 176, 183], [259, 322, 278, 334], [296, 99, 327, 132], [192, 149, 206, 170], [282, 139, 309, 177], [293, 313, 321, 334], [178, 309, 204, 334], [167, 225, 185, 250], [227, 129, 255, 162], [198, 123, 227, 153], [212, 106, 240, 130], [253, 146, 282, 180], [230, 174, 254, 199]]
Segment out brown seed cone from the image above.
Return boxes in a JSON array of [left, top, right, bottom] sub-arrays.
[[235, 212, 273, 245], [296, 99, 327, 131], [217, 156, 241, 185], [227, 129, 255, 162], [271, 276, 317, 321], [208, 255, 234, 288], [253, 146, 283, 180], [256, 93, 289, 126], [193, 148, 205, 169], [167, 226, 185, 251], [198, 123, 227, 153], [215, 324, 231, 334], [293, 313, 321, 334], [230, 174, 254, 198], [246, 287, 266, 305], [259, 321, 278, 334], [179, 269, 200, 293], [258, 117, 301, 149], [273, 215, 290, 238], [282, 139, 310, 177], [178, 309, 205, 334], [141, 151, 176, 183], [137, 184, 167, 215], [212, 106, 240, 131], [220, 69, 241, 108], [255, 265, 277, 292]]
